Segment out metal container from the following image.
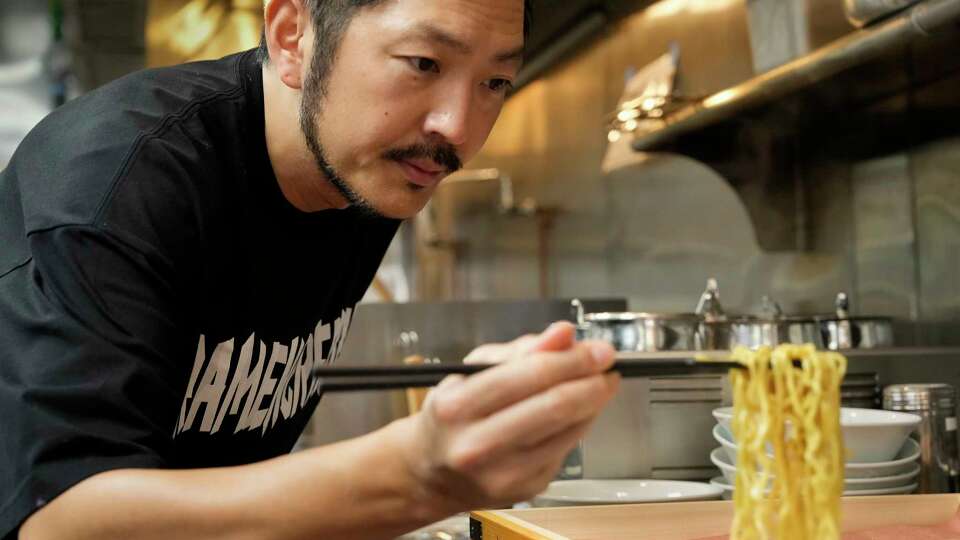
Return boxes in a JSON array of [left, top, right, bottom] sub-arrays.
[[570, 297, 723, 480], [693, 278, 734, 350], [571, 299, 699, 352], [730, 317, 821, 349], [843, 372, 881, 408], [883, 383, 960, 493], [694, 285, 822, 350], [844, 0, 922, 27], [818, 293, 894, 350]]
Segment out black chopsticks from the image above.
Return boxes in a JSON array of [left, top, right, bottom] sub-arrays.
[[312, 355, 745, 393]]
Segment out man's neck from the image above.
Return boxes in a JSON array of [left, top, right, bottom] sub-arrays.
[[261, 65, 348, 213]]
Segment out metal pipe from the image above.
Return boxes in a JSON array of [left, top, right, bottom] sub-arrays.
[[631, 0, 960, 151]]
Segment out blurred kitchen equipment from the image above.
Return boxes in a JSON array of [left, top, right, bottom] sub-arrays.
[[884, 384, 960, 493], [572, 299, 700, 352], [844, 0, 923, 27], [819, 293, 895, 350], [695, 278, 734, 350], [692, 281, 822, 350], [843, 372, 882, 408], [396, 331, 430, 415], [572, 295, 725, 480], [729, 296, 824, 350], [745, 0, 812, 72], [403, 356, 433, 416]]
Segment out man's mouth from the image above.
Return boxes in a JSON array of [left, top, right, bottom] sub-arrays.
[[395, 158, 446, 187]]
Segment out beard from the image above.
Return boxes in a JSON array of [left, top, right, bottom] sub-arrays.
[[298, 52, 464, 220], [299, 62, 383, 219]]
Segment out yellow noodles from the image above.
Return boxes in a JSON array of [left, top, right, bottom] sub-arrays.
[[729, 344, 847, 540]]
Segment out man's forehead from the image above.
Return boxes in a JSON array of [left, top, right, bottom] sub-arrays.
[[378, 0, 525, 46]]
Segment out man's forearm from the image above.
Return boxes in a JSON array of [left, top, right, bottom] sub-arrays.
[[20, 417, 449, 540]]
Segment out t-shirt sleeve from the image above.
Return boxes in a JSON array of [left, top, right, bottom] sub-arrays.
[[0, 224, 193, 537]]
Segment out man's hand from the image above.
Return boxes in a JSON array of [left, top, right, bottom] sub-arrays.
[[393, 322, 619, 516], [462, 321, 578, 364], [18, 323, 616, 540]]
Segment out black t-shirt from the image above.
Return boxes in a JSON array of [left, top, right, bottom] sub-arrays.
[[0, 49, 400, 537]]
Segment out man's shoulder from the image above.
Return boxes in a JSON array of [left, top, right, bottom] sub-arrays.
[[8, 51, 257, 234]]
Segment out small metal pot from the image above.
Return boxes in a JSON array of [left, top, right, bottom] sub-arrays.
[[571, 299, 699, 352], [695, 317, 820, 350], [817, 293, 894, 350], [696, 292, 822, 350]]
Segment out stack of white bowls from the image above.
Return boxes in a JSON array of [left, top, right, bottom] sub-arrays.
[[708, 406, 922, 499]]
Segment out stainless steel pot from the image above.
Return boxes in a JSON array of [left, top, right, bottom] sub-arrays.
[[572, 299, 699, 352], [817, 293, 894, 350], [731, 296, 822, 349], [730, 316, 820, 349], [695, 289, 823, 350]]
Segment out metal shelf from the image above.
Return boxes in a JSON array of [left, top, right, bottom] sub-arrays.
[[843, 347, 960, 358], [628, 0, 960, 151], [615, 347, 960, 362]]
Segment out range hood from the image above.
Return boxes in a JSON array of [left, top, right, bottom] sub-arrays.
[[516, 0, 657, 90]]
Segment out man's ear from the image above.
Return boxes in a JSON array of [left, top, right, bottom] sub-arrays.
[[263, 0, 310, 89]]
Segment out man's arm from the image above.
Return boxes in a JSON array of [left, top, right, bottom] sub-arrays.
[[21, 324, 619, 540], [20, 419, 433, 540]]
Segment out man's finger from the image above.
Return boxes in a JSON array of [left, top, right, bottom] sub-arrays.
[[434, 341, 616, 423], [523, 321, 576, 354], [463, 321, 577, 366], [463, 335, 536, 365], [447, 372, 620, 468]]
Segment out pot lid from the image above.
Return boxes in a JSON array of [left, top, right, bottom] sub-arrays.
[[584, 311, 700, 322]]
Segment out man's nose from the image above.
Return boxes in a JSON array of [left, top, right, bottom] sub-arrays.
[[422, 84, 472, 147]]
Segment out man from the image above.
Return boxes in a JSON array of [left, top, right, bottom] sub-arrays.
[[0, 1, 620, 538]]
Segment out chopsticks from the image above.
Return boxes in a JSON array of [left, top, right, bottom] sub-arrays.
[[312, 353, 745, 393]]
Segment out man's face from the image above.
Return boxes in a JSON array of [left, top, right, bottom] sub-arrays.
[[300, 0, 525, 219]]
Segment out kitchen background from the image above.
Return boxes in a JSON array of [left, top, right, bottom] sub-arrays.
[[2, 0, 959, 482]]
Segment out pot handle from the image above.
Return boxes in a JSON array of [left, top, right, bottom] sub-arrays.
[[759, 295, 783, 319], [835, 292, 851, 319], [696, 278, 727, 322], [570, 298, 585, 326]]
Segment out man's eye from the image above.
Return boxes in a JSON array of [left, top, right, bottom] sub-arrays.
[[409, 57, 440, 73], [486, 78, 514, 93]]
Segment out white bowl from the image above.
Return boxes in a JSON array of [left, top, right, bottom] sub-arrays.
[[709, 476, 918, 499], [841, 408, 921, 462], [711, 447, 921, 490], [532, 479, 723, 507], [844, 464, 920, 490], [710, 447, 739, 484], [843, 483, 918, 496], [711, 407, 921, 463], [845, 438, 920, 478], [713, 423, 741, 465], [712, 406, 734, 433]]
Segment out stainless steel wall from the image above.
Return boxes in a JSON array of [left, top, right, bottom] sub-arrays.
[[417, 0, 856, 316], [417, 0, 959, 326]]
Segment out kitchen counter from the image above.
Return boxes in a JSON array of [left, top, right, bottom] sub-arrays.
[[470, 493, 960, 539]]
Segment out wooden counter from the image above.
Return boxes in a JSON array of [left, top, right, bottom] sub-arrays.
[[470, 494, 960, 539]]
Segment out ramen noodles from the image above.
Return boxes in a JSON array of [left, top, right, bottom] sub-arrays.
[[729, 344, 847, 540]]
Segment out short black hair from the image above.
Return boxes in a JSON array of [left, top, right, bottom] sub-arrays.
[[257, 0, 533, 70]]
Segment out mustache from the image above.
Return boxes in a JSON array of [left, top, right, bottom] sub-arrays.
[[383, 143, 462, 174]]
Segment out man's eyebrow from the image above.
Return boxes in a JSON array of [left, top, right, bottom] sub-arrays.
[[410, 23, 525, 64], [495, 45, 525, 64]]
